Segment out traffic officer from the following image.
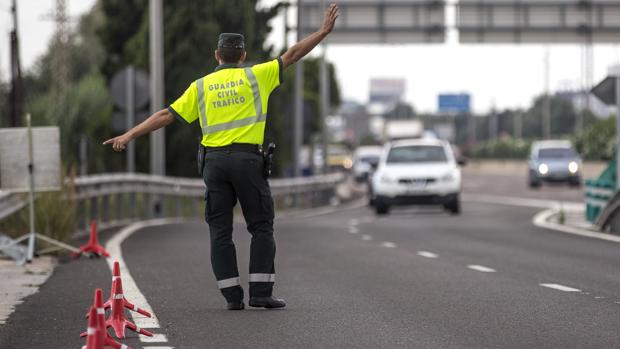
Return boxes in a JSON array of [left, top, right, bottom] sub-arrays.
[[104, 4, 339, 310]]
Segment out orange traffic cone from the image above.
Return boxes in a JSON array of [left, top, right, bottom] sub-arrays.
[[106, 279, 153, 339], [74, 220, 110, 258], [81, 289, 131, 349], [103, 261, 152, 318]]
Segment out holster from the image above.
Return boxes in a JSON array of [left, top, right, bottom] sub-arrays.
[[198, 143, 206, 176], [263, 143, 276, 179]]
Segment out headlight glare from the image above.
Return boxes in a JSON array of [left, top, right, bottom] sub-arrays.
[[568, 161, 579, 174], [538, 163, 549, 175]]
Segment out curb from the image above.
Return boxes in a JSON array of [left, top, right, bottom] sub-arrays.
[[532, 208, 620, 244]]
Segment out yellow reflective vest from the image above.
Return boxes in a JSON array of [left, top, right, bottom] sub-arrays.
[[169, 58, 282, 147]]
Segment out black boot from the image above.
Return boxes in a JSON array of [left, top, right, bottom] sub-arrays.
[[226, 300, 245, 310], [249, 296, 286, 309]]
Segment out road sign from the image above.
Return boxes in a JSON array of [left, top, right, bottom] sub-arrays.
[[591, 76, 619, 106], [110, 67, 150, 110], [0, 127, 61, 192], [591, 74, 620, 189], [299, 0, 446, 44], [438, 93, 471, 114], [457, 0, 620, 44]]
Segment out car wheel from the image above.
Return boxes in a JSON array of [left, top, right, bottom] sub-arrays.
[[375, 203, 390, 215], [569, 178, 581, 187], [529, 179, 541, 189], [444, 195, 461, 215]]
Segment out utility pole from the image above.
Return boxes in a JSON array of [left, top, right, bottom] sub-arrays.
[[489, 103, 498, 141], [543, 46, 551, 139], [149, 0, 165, 216], [51, 0, 70, 99], [283, 2, 290, 48], [319, 0, 329, 174], [150, 0, 165, 177], [514, 110, 523, 139], [293, 0, 304, 177], [8, 0, 23, 127]]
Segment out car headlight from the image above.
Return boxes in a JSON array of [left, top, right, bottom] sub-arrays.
[[568, 161, 579, 174], [440, 172, 455, 182], [380, 174, 396, 184], [538, 163, 549, 175], [343, 158, 353, 169]]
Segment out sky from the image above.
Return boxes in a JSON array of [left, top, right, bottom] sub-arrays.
[[1, 0, 620, 114]]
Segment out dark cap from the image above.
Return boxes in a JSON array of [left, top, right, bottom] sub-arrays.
[[218, 33, 245, 50]]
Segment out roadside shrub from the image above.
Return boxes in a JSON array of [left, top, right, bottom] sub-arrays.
[[469, 138, 532, 159], [0, 175, 76, 249], [574, 117, 615, 161]]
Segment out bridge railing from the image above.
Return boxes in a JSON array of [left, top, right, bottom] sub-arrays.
[[0, 172, 345, 235]]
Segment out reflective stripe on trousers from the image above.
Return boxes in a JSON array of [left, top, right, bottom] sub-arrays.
[[249, 273, 276, 283]]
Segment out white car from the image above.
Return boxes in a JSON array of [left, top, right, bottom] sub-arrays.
[[352, 146, 383, 182], [371, 139, 461, 215]]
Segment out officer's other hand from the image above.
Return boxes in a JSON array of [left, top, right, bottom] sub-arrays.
[[321, 3, 339, 35], [103, 133, 132, 152]]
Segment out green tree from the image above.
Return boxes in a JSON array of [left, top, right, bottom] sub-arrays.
[[97, 0, 285, 176]]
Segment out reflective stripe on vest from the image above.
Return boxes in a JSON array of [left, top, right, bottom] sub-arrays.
[[195, 77, 207, 127], [197, 67, 264, 136]]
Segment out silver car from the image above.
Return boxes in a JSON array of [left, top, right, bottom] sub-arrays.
[[528, 140, 582, 188]]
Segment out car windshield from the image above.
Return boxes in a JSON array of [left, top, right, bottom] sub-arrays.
[[387, 145, 447, 164], [538, 147, 576, 159], [359, 156, 379, 163]]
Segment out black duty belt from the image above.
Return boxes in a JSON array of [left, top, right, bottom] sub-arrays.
[[204, 143, 262, 154]]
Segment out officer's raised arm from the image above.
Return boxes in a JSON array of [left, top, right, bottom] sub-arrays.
[[280, 3, 339, 69], [103, 108, 174, 152]]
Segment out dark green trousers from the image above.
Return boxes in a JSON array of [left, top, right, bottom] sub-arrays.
[[203, 150, 276, 302]]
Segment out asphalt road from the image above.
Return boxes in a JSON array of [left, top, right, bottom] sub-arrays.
[[2, 197, 619, 349]]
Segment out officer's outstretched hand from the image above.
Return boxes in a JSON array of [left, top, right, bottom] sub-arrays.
[[321, 3, 339, 35], [103, 133, 132, 152]]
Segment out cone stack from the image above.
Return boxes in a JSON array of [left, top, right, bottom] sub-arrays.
[[81, 289, 132, 349], [103, 262, 152, 318], [73, 220, 110, 258], [106, 278, 153, 339]]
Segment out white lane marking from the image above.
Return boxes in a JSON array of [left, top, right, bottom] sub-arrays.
[[143, 347, 175, 349], [105, 218, 187, 342], [467, 265, 496, 273], [360, 216, 374, 224], [594, 296, 605, 299], [380, 241, 397, 248], [417, 251, 438, 259], [140, 333, 169, 342], [533, 208, 620, 244], [540, 283, 582, 292], [361, 234, 373, 241], [348, 226, 359, 234], [615, 302, 620, 305], [348, 219, 359, 226]]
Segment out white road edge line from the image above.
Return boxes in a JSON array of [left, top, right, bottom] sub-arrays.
[[105, 218, 188, 343], [540, 283, 582, 292], [465, 193, 620, 244], [380, 241, 397, 248], [467, 265, 496, 273], [533, 208, 620, 244], [417, 251, 438, 259]]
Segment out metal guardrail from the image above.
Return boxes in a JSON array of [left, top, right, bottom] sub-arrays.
[[0, 172, 345, 235]]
